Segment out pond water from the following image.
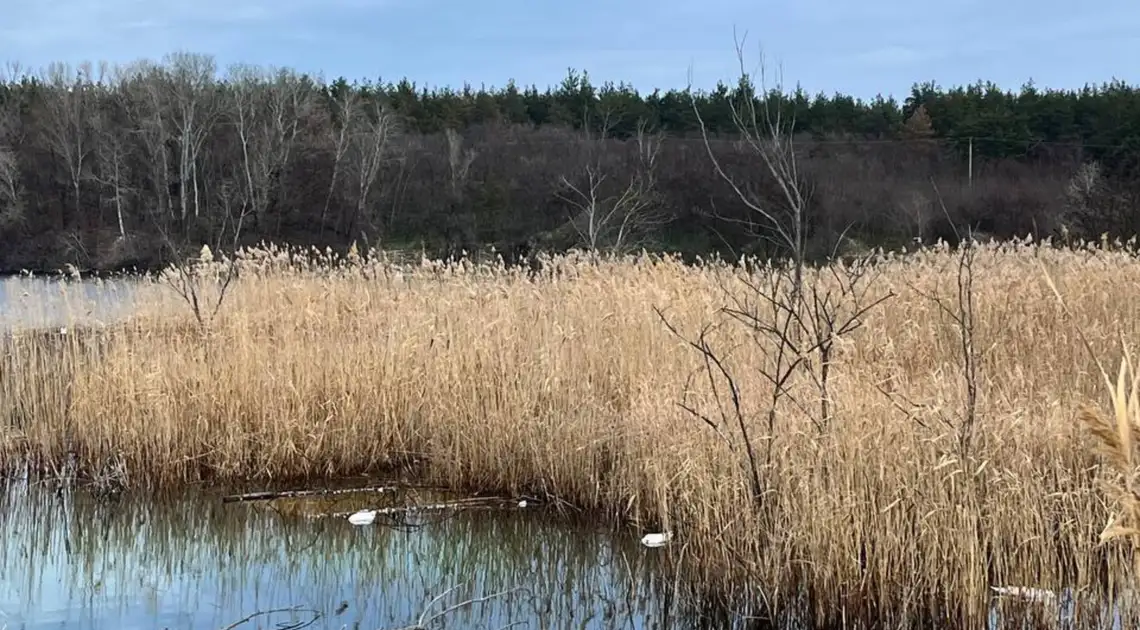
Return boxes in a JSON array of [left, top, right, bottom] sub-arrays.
[[0, 275, 703, 628], [0, 276, 140, 331], [0, 481, 687, 630]]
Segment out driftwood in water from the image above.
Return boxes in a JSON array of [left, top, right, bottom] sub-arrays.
[[221, 484, 406, 503]]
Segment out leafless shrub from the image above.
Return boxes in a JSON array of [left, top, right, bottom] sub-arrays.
[[658, 36, 893, 505], [159, 241, 238, 330], [906, 238, 981, 455]]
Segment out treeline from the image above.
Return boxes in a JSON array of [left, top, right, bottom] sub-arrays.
[[0, 53, 1138, 273]]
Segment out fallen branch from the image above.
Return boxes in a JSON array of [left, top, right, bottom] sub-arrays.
[[390, 584, 529, 630], [220, 606, 320, 630], [221, 483, 440, 503]]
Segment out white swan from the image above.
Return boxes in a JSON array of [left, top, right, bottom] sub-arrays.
[[640, 532, 672, 548], [347, 509, 377, 526]]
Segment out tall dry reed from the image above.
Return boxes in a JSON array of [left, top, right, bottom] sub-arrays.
[[2, 241, 1140, 627]]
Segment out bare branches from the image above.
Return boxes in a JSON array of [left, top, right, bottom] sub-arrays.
[[319, 84, 358, 235], [164, 52, 220, 222], [0, 94, 24, 229], [91, 70, 137, 240], [226, 64, 314, 234], [689, 29, 810, 277], [0, 145, 21, 229], [118, 60, 176, 226], [344, 94, 401, 238], [657, 39, 895, 509], [39, 62, 98, 226], [445, 127, 477, 200], [905, 184, 982, 455], [910, 238, 980, 455], [159, 241, 239, 330], [812, 257, 896, 422], [557, 120, 666, 255], [656, 309, 766, 502]]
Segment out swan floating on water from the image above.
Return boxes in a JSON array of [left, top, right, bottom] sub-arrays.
[[347, 509, 377, 526], [640, 532, 672, 548]]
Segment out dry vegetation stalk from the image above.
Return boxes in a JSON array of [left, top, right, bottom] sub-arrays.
[[2, 240, 1140, 627]]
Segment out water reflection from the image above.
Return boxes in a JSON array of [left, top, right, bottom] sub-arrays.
[[0, 276, 139, 331], [0, 482, 681, 629]]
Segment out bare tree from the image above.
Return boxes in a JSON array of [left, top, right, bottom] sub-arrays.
[[341, 94, 400, 238], [444, 127, 477, 202], [160, 240, 239, 330], [690, 31, 810, 291], [227, 64, 314, 235], [0, 88, 24, 229], [907, 189, 983, 456], [163, 52, 219, 222], [0, 147, 21, 229], [319, 84, 358, 236], [118, 60, 175, 227], [657, 37, 894, 507], [92, 64, 137, 240], [39, 62, 99, 227], [556, 119, 665, 255]]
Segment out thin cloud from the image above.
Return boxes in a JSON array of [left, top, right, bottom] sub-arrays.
[[0, 0, 394, 62]]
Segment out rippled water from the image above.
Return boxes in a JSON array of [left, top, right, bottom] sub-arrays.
[[0, 482, 685, 629]]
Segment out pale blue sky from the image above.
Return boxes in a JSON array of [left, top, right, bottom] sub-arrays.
[[2, 0, 1138, 100]]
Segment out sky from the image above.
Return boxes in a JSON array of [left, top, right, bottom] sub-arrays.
[[1, 0, 1138, 101]]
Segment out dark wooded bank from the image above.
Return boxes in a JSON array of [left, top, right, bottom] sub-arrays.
[[1, 57, 1138, 273]]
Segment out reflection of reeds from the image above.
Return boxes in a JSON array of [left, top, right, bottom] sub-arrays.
[[5, 242, 1140, 626], [0, 483, 672, 629]]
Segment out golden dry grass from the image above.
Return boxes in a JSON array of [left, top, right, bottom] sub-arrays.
[[3, 240, 1140, 627]]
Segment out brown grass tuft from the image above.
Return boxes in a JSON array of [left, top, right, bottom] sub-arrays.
[[1077, 358, 1140, 576], [4, 240, 1140, 627]]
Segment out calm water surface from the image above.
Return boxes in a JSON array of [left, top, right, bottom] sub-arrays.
[[0, 482, 684, 629], [0, 276, 140, 331]]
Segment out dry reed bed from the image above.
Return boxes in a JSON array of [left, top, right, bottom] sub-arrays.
[[2, 242, 1139, 627]]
